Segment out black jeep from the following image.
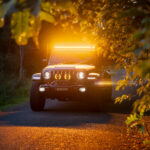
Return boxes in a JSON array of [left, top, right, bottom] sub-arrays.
[[30, 45, 112, 111]]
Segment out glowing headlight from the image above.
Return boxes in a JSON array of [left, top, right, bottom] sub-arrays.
[[87, 72, 100, 80], [89, 73, 100, 77], [44, 71, 50, 79], [77, 72, 85, 79]]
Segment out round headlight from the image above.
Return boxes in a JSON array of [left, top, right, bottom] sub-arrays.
[[44, 71, 50, 79], [77, 72, 85, 79]]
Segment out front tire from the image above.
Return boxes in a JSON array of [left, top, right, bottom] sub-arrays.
[[30, 81, 45, 111], [95, 87, 112, 111]]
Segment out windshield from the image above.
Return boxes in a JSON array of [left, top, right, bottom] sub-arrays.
[[49, 50, 96, 65]]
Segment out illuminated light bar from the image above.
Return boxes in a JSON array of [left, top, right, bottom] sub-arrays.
[[53, 45, 95, 51], [76, 65, 95, 69], [54, 46, 95, 49]]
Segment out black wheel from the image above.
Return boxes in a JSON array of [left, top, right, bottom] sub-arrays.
[[30, 81, 45, 111], [95, 87, 112, 112]]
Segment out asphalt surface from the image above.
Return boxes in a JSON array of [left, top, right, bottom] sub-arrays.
[[0, 99, 149, 150], [0, 71, 149, 150]]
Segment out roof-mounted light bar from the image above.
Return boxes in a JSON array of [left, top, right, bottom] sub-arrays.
[[54, 46, 95, 49], [53, 45, 95, 51]]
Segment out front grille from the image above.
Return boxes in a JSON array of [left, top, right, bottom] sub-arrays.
[[51, 70, 76, 81]]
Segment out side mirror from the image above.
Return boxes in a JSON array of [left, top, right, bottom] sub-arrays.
[[42, 59, 48, 66], [42, 59, 47, 62]]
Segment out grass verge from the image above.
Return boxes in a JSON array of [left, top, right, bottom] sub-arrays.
[[0, 96, 28, 111], [0, 76, 31, 111]]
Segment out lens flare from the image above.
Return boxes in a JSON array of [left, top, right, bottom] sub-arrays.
[[95, 81, 114, 86]]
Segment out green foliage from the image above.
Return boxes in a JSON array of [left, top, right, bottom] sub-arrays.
[[0, 70, 31, 111], [0, 0, 16, 27], [143, 140, 150, 146], [0, 50, 31, 107], [133, 60, 150, 78], [11, 10, 31, 45], [30, 16, 41, 47], [115, 94, 129, 104], [0, 78, 31, 111], [116, 79, 129, 91], [126, 113, 140, 127], [0, 0, 150, 143], [39, 10, 54, 23], [126, 113, 146, 135]]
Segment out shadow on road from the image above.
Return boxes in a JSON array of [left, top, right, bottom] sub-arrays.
[[0, 100, 129, 128]]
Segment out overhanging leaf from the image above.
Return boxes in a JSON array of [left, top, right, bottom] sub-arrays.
[[0, 0, 16, 27], [39, 10, 54, 23], [11, 10, 34, 45]]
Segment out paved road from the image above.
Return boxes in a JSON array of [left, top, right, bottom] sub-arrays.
[[0, 100, 148, 150], [0, 71, 148, 150]]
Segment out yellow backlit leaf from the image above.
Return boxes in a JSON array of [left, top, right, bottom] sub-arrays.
[[39, 11, 55, 23]]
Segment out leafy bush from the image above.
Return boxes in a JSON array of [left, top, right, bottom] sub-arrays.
[[0, 50, 31, 110], [0, 72, 31, 109]]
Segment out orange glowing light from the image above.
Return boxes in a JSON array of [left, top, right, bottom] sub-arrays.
[[55, 74, 61, 80], [95, 81, 114, 86], [64, 73, 71, 80], [53, 44, 95, 51], [47, 65, 95, 70], [54, 46, 95, 49]]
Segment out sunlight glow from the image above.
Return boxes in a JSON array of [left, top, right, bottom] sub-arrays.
[[53, 44, 95, 51]]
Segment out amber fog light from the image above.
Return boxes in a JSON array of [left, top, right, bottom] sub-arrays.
[[39, 87, 45, 92], [79, 87, 86, 92]]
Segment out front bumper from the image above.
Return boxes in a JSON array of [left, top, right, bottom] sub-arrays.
[[39, 84, 91, 100], [39, 82, 111, 101]]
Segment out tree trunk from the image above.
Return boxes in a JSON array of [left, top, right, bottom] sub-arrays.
[[19, 45, 24, 81]]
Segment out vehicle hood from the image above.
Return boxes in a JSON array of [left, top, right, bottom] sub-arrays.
[[43, 64, 95, 71]]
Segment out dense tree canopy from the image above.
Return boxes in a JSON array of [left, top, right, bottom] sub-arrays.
[[0, 0, 150, 141]]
